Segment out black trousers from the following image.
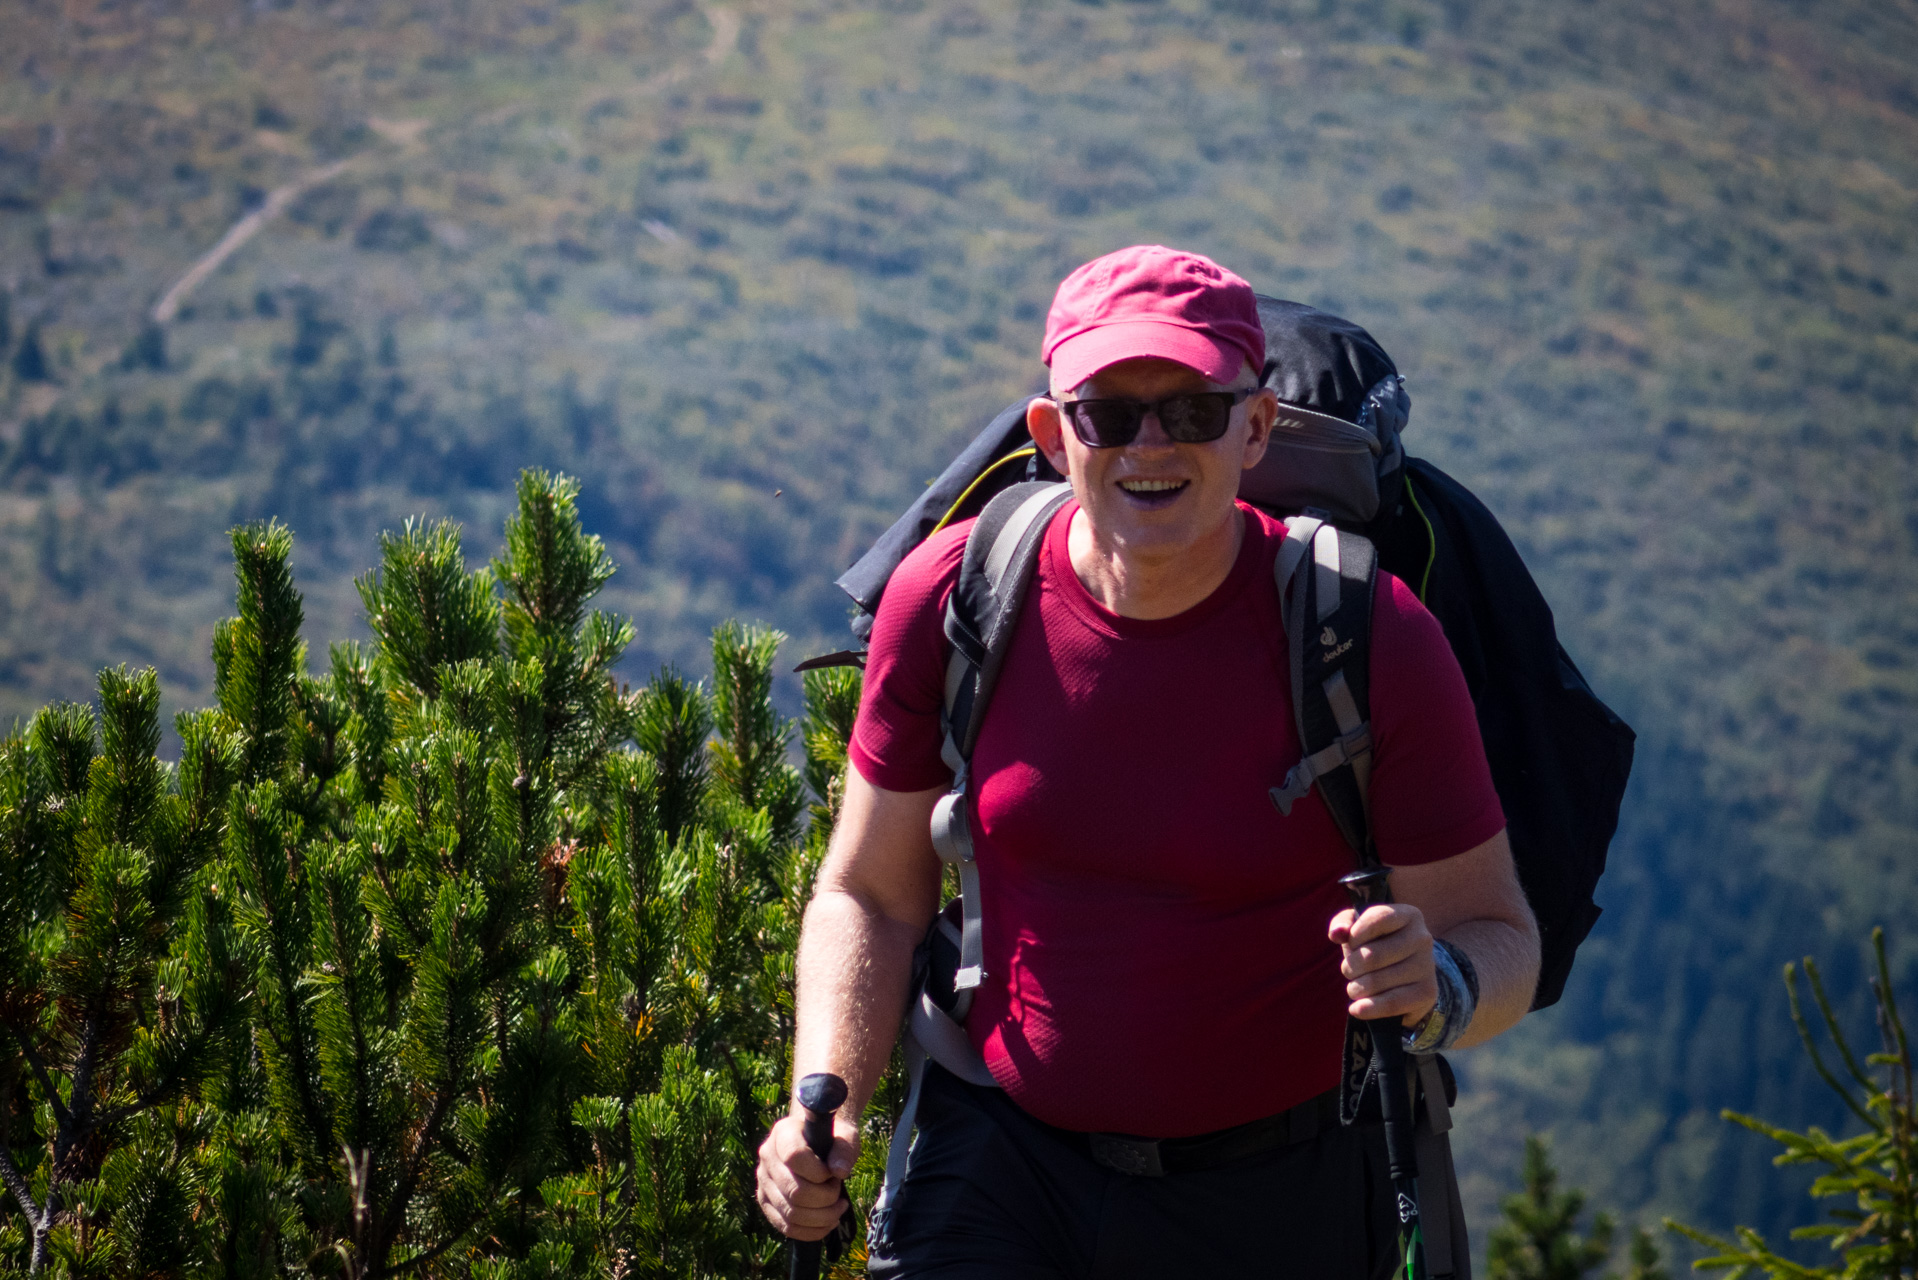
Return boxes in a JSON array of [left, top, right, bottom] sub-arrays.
[[867, 1064, 1401, 1279]]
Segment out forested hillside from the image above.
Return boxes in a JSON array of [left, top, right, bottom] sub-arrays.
[[2, 0, 1915, 1255]]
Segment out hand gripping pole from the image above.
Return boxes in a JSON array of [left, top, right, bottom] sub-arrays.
[[789, 1072, 849, 1280]]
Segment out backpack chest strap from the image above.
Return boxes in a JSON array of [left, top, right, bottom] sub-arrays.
[[928, 770, 986, 992]]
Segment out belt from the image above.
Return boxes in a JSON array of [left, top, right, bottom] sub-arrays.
[[1067, 1089, 1343, 1178]]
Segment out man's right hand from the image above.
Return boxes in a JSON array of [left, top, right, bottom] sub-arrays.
[[766, 769, 941, 1240], [755, 1110, 860, 1241]]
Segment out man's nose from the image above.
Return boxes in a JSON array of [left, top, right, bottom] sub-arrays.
[[1130, 410, 1177, 448]]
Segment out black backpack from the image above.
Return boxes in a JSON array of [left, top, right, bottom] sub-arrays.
[[824, 297, 1634, 1012]]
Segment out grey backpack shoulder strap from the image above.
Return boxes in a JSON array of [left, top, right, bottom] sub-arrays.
[[1269, 514, 1380, 858], [940, 481, 1074, 769], [929, 481, 1071, 992]]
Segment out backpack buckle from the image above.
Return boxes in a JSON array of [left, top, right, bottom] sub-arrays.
[[1087, 1133, 1165, 1177], [1269, 764, 1313, 816]]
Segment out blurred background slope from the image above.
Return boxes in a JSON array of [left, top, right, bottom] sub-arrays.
[[1, 0, 1914, 1253]]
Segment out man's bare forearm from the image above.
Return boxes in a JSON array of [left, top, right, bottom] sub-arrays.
[[1389, 829, 1541, 1050], [792, 887, 925, 1119], [787, 772, 943, 1120], [1440, 915, 1538, 1048]]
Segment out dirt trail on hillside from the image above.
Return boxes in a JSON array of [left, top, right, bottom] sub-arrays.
[[149, 5, 740, 327], [151, 158, 355, 323]]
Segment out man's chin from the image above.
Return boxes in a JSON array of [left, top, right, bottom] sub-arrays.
[[1092, 495, 1243, 546]]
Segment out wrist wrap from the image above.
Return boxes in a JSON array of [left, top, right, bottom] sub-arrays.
[[1404, 938, 1478, 1053]]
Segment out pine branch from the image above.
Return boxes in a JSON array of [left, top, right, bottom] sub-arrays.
[[710, 621, 790, 819], [1671, 928, 1918, 1278], [0, 1129, 41, 1221], [219, 521, 307, 784], [363, 848, 430, 950], [357, 518, 499, 700], [91, 1025, 219, 1130], [1804, 958, 1877, 1097], [373, 1084, 460, 1269], [11, 1026, 72, 1132], [635, 671, 711, 851], [386, 1228, 472, 1276], [494, 469, 615, 657], [228, 784, 334, 1166], [1786, 961, 1878, 1131]]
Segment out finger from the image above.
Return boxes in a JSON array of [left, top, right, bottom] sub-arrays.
[[771, 1115, 837, 1185], [760, 1146, 844, 1209], [1345, 903, 1421, 945], [764, 1173, 847, 1219], [756, 1136, 851, 1227], [1347, 958, 1439, 1022], [1340, 923, 1431, 978], [758, 1176, 850, 1240], [1327, 907, 1359, 944], [1348, 986, 1437, 1024], [1346, 952, 1433, 1001], [827, 1116, 861, 1179]]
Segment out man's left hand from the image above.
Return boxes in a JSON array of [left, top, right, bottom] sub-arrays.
[[1328, 903, 1438, 1028]]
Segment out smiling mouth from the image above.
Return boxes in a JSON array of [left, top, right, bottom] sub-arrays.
[[1117, 478, 1188, 506]]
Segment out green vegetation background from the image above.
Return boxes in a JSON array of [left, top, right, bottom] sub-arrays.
[[1, 0, 1914, 1259]]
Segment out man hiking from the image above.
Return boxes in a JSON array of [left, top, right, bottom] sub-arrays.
[[757, 245, 1541, 1276]]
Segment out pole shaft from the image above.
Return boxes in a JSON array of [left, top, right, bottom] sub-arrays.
[[1342, 867, 1426, 1280]]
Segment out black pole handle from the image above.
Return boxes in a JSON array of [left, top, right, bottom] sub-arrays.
[[788, 1072, 849, 1280]]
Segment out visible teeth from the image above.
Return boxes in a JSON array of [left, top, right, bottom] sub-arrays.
[[1120, 479, 1184, 492]]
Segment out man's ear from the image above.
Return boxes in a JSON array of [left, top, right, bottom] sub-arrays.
[[1240, 388, 1277, 472], [1026, 396, 1071, 477]]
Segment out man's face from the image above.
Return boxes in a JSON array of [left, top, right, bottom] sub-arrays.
[[1027, 356, 1275, 561]]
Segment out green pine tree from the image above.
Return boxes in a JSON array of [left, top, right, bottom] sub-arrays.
[[1668, 927, 1917, 1279], [0, 467, 874, 1277], [553, 621, 819, 1279], [213, 481, 624, 1276], [0, 667, 244, 1274], [1489, 1135, 1618, 1280]]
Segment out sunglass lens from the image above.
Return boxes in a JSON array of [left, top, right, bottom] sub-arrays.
[[1159, 394, 1231, 442], [1072, 400, 1145, 447]]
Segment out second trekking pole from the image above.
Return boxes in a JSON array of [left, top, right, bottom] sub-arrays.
[[788, 1072, 849, 1280], [1341, 865, 1426, 1280]]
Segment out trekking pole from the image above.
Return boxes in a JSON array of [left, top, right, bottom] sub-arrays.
[[788, 1072, 849, 1280], [1341, 866, 1426, 1280]]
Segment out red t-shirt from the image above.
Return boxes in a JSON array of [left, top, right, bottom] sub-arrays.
[[851, 501, 1504, 1137]]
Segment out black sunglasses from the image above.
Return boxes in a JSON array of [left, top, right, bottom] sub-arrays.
[[1054, 388, 1257, 449]]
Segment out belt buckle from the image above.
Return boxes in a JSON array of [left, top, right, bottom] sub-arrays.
[[1087, 1132, 1165, 1177]]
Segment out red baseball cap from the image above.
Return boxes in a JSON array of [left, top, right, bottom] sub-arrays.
[[1042, 245, 1266, 390]]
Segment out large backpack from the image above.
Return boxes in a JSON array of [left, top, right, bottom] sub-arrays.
[[824, 299, 1635, 1273]]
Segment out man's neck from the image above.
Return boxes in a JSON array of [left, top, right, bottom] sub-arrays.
[[1066, 507, 1246, 620]]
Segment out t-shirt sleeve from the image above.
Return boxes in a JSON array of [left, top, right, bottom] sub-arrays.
[[1367, 572, 1507, 865], [846, 523, 971, 793]]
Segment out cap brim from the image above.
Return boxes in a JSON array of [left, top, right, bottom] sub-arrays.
[[1048, 320, 1246, 391]]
